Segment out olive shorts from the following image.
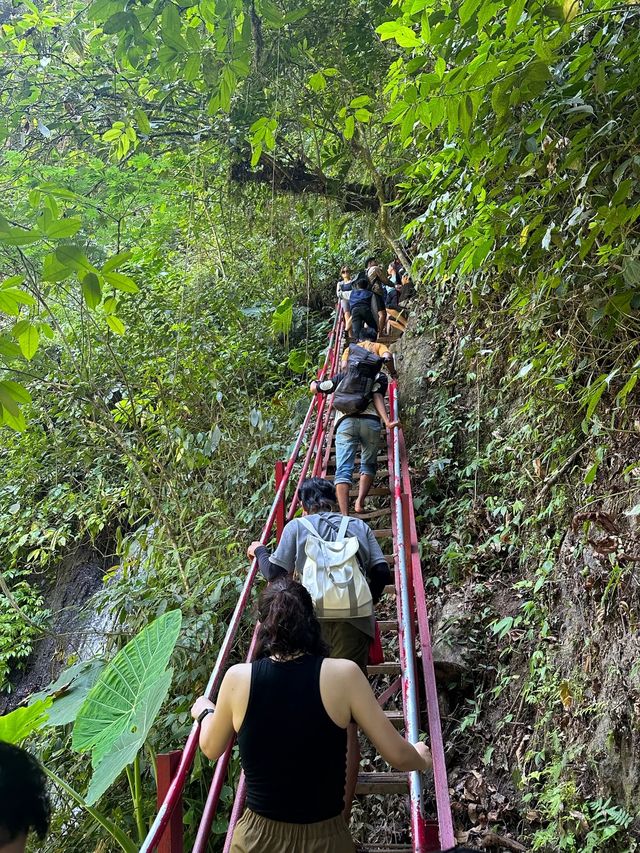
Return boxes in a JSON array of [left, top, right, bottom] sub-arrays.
[[230, 809, 355, 852], [320, 621, 370, 674]]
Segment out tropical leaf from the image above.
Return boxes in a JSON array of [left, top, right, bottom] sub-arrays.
[[0, 699, 51, 744], [72, 611, 182, 805], [30, 659, 106, 727], [270, 297, 293, 338]]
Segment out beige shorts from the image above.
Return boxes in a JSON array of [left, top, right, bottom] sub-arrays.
[[230, 809, 356, 853]]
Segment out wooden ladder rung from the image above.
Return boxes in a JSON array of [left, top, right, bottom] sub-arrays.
[[385, 709, 404, 727], [373, 528, 393, 539], [356, 772, 409, 795], [353, 507, 391, 520], [377, 619, 398, 632], [367, 662, 401, 676], [348, 486, 390, 496]]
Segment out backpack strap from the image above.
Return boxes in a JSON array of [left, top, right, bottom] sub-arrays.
[[299, 516, 320, 536], [337, 515, 350, 540]]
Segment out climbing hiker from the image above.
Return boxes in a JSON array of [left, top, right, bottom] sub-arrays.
[[191, 578, 431, 851], [336, 265, 354, 332], [348, 270, 378, 340], [246, 477, 394, 820], [0, 742, 50, 852], [365, 256, 390, 333], [311, 343, 397, 515]]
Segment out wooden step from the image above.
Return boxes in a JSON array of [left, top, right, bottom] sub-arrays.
[[373, 528, 393, 539], [360, 845, 412, 852], [385, 709, 405, 727], [377, 619, 398, 632], [325, 470, 389, 480], [348, 486, 390, 497], [353, 507, 391, 521], [356, 772, 409, 795], [367, 662, 402, 676]]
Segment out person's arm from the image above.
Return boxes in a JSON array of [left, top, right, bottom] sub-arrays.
[[381, 351, 397, 377], [191, 665, 246, 760], [363, 524, 392, 602], [344, 663, 432, 771], [372, 393, 399, 429], [247, 542, 288, 581], [310, 373, 345, 395]]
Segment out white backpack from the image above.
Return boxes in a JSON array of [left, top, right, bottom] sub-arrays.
[[298, 516, 373, 620]]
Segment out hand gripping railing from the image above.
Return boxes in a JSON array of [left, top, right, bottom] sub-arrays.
[[140, 310, 344, 853]]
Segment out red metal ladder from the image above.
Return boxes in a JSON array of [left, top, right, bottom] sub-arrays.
[[141, 308, 455, 852]]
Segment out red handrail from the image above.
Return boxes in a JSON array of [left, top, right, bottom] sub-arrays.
[[396, 416, 455, 848], [140, 311, 343, 852]]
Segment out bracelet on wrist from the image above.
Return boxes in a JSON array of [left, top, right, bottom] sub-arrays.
[[197, 707, 215, 725]]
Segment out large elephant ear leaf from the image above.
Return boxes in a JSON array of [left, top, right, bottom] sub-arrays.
[[72, 610, 182, 805]]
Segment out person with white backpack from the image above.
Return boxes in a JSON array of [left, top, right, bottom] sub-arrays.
[[247, 476, 393, 819]]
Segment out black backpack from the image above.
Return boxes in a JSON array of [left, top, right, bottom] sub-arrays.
[[333, 344, 383, 415]]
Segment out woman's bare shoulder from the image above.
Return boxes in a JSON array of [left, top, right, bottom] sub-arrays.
[[224, 662, 252, 684], [322, 657, 364, 680]]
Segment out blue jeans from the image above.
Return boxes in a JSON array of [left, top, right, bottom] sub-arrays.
[[334, 417, 381, 485]]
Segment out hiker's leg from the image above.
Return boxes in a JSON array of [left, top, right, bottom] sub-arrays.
[[356, 419, 382, 513], [365, 306, 378, 333], [350, 306, 363, 340], [377, 309, 387, 335], [355, 475, 374, 515], [335, 483, 350, 516], [334, 418, 357, 516]]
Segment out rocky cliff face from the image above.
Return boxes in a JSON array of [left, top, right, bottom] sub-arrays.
[[1, 547, 113, 713], [395, 305, 640, 850]]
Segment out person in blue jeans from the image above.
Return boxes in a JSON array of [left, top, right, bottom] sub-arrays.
[[310, 361, 397, 515]]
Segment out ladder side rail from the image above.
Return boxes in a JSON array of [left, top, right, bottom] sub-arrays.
[[387, 384, 429, 853], [191, 626, 259, 853], [396, 395, 456, 849]]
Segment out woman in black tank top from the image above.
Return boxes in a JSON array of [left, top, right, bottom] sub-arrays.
[[191, 579, 431, 853]]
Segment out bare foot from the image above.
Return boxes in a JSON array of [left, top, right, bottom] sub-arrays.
[[354, 500, 366, 514]]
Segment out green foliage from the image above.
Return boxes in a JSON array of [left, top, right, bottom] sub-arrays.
[[0, 698, 51, 744], [0, 569, 49, 686], [30, 660, 106, 727], [1, 0, 638, 847], [73, 611, 182, 805]]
